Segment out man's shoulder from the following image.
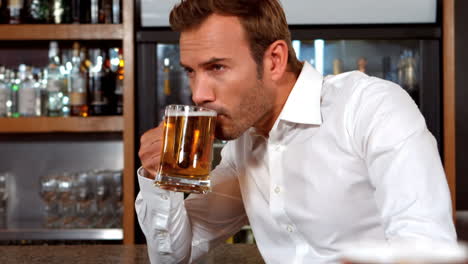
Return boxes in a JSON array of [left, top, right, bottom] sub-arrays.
[[324, 71, 401, 95], [321, 71, 419, 128], [322, 71, 409, 107]]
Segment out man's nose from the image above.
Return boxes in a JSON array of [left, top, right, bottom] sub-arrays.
[[191, 75, 215, 105]]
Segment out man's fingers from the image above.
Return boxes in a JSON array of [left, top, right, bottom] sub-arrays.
[[138, 122, 165, 179]]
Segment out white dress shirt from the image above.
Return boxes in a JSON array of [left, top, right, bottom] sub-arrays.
[[135, 62, 456, 264]]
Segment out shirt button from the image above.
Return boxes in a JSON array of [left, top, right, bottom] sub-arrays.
[[274, 186, 281, 194], [286, 225, 294, 233], [161, 194, 169, 200]]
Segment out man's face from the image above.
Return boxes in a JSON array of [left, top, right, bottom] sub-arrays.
[[180, 14, 273, 140]]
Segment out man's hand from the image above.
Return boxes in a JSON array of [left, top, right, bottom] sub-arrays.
[[138, 122, 164, 179]]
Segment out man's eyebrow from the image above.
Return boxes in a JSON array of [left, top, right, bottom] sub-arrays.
[[199, 57, 228, 67], [180, 62, 191, 70], [180, 57, 228, 69]]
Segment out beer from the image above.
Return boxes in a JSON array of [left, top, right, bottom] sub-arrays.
[[155, 105, 217, 194]]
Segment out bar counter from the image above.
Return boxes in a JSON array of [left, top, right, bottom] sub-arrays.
[[0, 243, 265, 264]]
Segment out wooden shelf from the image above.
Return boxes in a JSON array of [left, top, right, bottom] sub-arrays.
[[0, 116, 123, 133], [0, 24, 123, 40], [0, 0, 135, 244]]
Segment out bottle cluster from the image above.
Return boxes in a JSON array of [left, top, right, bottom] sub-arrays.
[[0, 41, 124, 118], [0, 0, 121, 24], [331, 49, 419, 92]]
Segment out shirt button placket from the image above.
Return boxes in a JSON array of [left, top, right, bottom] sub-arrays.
[[269, 140, 290, 239], [274, 186, 281, 194]]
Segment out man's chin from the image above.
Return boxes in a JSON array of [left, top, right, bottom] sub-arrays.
[[215, 115, 250, 140], [215, 125, 241, 141], [215, 128, 235, 141]]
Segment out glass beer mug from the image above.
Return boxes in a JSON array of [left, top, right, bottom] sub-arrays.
[[155, 104, 217, 194]]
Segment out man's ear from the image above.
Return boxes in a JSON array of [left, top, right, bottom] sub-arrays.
[[263, 40, 289, 81]]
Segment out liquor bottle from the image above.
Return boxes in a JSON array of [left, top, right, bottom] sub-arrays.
[[7, 70, 20, 118], [163, 58, 171, 98], [382, 56, 397, 83], [332, 58, 343, 75], [49, 0, 63, 24], [80, 47, 91, 74], [71, 0, 80, 23], [32, 69, 43, 116], [90, 0, 98, 24], [61, 49, 72, 117], [62, 1, 71, 24], [115, 48, 124, 115], [23, 0, 49, 23], [20, 0, 32, 22], [108, 47, 123, 115], [398, 50, 419, 102], [7, 0, 22, 24], [103, 48, 116, 114], [18, 65, 39, 117], [88, 49, 110, 115], [161, 57, 180, 106], [46, 41, 67, 117], [100, 0, 112, 24], [37, 69, 48, 116], [79, 0, 90, 23], [3, 69, 12, 116], [0, 0, 10, 23], [357, 57, 368, 74], [69, 42, 88, 117], [404, 51, 418, 92], [50, 0, 70, 24], [112, 0, 120, 24], [0, 66, 8, 117]]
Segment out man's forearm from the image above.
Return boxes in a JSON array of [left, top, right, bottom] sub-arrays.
[[135, 174, 192, 263]]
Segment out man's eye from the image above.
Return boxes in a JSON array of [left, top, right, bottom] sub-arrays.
[[211, 64, 225, 71], [184, 68, 194, 77]]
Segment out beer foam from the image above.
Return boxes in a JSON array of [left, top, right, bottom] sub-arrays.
[[341, 240, 468, 263], [165, 110, 217, 117]]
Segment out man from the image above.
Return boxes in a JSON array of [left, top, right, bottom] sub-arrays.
[[136, 0, 456, 263]]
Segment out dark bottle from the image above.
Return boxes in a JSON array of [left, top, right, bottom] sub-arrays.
[[71, 0, 80, 23], [88, 49, 112, 115], [78, 0, 90, 23], [115, 49, 124, 115], [22, 0, 49, 23], [62, 1, 71, 23], [382, 56, 397, 83], [99, 0, 112, 24], [0, 0, 10, 23], [108, 47, 123, 115]]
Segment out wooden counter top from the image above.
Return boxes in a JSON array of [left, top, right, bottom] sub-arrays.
[[0, 243, 265, 264]]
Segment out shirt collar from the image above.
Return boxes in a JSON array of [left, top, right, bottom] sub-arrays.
[[278, 61, 323, 125]]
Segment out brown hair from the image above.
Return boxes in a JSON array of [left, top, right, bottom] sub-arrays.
[[169, 0, 303, 77]]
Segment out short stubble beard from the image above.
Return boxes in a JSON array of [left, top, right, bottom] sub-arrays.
[[215, 78, 272, 140]]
